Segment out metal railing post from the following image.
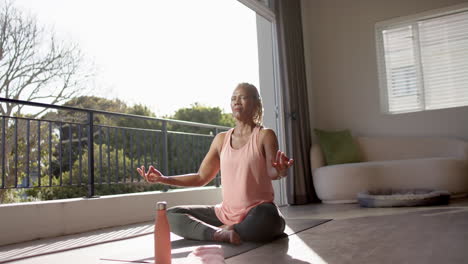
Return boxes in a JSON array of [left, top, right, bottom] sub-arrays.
[[1, 117, 5, 188], [162, 121, 169, 192], [26, 120, 30, 187], [14, 118, 18, 187], [87, 111, 95, 198], [37, 120, 41, 187], [78, 124, 83, 185]]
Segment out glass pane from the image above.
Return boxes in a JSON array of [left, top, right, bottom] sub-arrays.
[[13, 0, 259, 117]]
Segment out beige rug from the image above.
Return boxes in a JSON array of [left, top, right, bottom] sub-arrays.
[[292, 207, 468, 264]]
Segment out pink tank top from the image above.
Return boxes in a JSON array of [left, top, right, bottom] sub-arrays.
[[214, 126, 274, 225]]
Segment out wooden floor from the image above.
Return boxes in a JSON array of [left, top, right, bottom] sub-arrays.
[[3, 198, 468, 264]]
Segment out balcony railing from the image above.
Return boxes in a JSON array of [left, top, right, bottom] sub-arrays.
[[0, 98, 229, 202]]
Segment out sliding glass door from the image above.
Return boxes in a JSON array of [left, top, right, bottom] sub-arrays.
[[238, 0, 287, 205]]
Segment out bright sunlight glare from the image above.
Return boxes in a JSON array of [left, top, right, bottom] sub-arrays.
[[12, 0, 259, 116]]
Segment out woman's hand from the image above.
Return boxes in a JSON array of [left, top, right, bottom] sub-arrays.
[[137, 165, 165, 183], [272, 150, 294, 180]]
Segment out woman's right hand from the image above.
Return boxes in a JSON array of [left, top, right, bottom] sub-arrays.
[[137, 165, 164, 183]]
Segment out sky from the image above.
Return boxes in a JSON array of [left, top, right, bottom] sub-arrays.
[[12, 0, 259, 116]]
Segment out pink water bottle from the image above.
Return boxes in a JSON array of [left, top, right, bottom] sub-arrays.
[[155, 201, 171, 264]]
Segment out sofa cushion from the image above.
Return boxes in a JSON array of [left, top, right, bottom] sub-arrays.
[[314, 129, 361, 165]]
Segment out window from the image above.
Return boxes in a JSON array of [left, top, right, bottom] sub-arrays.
[[375, 4, 468, 114], [238, 0, 275, 20]]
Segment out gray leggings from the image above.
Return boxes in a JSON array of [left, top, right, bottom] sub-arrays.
[[167, 203, 285, 243]]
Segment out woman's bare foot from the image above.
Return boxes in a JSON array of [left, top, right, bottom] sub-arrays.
[[213, 229, 241, 245]]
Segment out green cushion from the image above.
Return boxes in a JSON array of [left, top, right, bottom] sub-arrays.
[[314, 129, 361, 165]]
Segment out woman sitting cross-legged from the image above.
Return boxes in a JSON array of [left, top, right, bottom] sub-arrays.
[[137, 82, 293, 245]]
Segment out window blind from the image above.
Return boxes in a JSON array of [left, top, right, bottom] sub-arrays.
[[377, 7, 468, 114], [382, 26, 421, 113], [419, 11, 468, 110]]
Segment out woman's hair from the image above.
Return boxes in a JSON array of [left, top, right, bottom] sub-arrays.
[[236, 82, 263, 126]]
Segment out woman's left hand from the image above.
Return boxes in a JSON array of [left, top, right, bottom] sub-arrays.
[[272, 150, 294, 180]]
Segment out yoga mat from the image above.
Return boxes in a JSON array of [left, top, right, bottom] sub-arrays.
[[100, 218, 331, 263]]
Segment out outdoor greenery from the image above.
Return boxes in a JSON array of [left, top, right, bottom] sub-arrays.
[[1, 96, 233, 203], [0, 0, 92, 203], [0, 1, 233, 203]]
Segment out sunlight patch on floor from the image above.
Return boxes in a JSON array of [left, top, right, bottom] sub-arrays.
[[286, 235, 328, 264]]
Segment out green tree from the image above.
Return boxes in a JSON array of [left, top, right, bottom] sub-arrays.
[[39, 97, 136, 179], [168, 103, 234, 134], [0, 117, 61, 203], [41, 96, 128, 124], [117, 103, 161, 130], [4, 97, 229, 203], [22, 97, 168, 201], [26, 143, 166, 200], [162, 103, 231, 184], [0, 1, 93, 203]]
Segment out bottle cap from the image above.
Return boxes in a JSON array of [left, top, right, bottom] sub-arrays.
[[157, 201, 167, 210]]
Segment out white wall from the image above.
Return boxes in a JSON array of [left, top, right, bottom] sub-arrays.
[[0, 187, 222, 246], [301, 0, 468, 140]]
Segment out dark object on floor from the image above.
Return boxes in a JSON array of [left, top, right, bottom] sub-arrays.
[[357, 189, 451, 208]]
